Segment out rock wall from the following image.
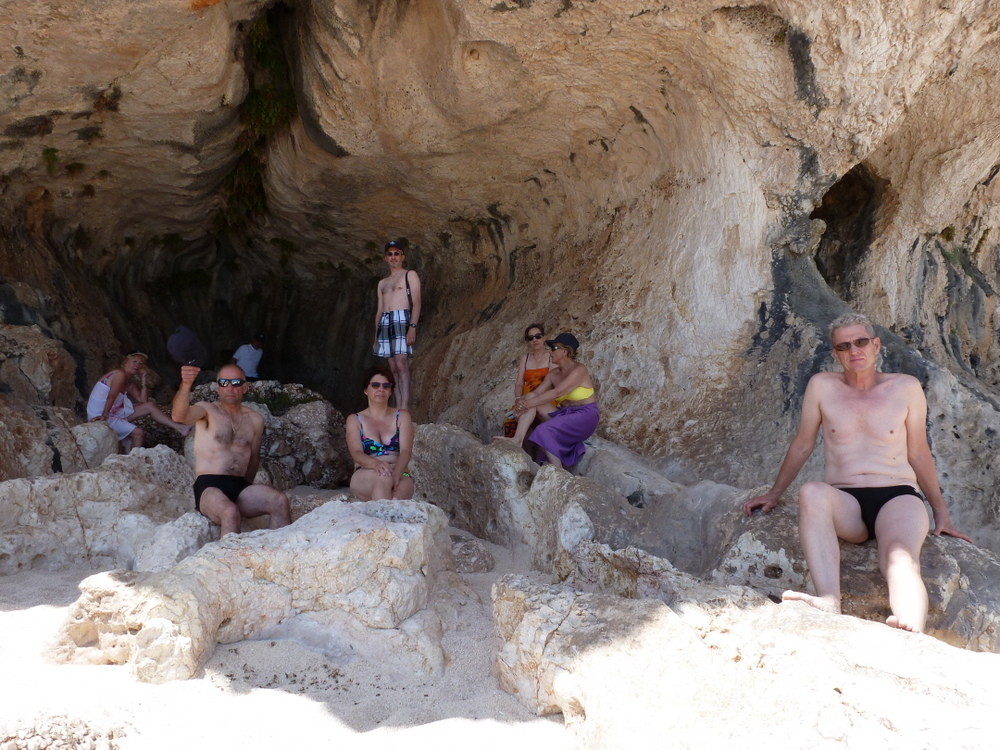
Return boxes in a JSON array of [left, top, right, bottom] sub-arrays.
[[3, 3, 1000, 546]]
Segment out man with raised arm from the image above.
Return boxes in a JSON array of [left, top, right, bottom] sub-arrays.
[[374, 239, 421, 411], [172, 363, 290, 536], [742, 312, 971, 632]]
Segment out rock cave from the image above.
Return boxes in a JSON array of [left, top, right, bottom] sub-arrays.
[[5, 2, 1000, 747]]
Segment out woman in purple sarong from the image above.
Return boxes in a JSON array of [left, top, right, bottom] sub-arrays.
[[498, 332, 599, 468]]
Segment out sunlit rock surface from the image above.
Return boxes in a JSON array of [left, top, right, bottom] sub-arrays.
[[493, 574, 1000, 748], [0, 445, 194, 573], [55, 499, 452, 682]]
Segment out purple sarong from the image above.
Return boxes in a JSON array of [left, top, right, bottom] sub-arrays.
[[528, 402, 600, 467]]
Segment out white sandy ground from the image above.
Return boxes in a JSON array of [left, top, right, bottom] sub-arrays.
[[0, 532, 572, 750]]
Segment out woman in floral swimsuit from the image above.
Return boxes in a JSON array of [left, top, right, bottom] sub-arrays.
[[345, 366, 414, 501]]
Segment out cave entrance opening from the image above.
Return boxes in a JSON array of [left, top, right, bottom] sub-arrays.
[[810, 163, 888, 301]]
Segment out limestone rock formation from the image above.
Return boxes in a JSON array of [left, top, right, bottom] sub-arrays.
[[55, 499, 452, 683], [411, 422, 642, 569], [493, 575, 1000, 748], [0, 323, 119, 479], [0, 445, 195, 573], [0, 323, 79, 407]]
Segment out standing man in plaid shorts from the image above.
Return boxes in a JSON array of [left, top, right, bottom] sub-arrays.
[[374, 240, 421, 410]]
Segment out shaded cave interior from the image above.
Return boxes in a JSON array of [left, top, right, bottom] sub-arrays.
[[810, 162, 887, 304]]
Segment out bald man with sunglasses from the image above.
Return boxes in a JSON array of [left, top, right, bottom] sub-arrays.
[[172, 363, 290, 536], [743, 313, 971, 633]]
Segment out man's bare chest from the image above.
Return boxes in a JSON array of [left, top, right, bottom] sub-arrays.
[[821, 391, 908, 443], [381, 273, 408, 294]]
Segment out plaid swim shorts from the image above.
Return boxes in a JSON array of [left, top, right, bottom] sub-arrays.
[[376, 309, 412, 357]]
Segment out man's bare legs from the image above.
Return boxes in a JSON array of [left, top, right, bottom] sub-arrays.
[[200, 485, 291, 537], [875, 495, 930, 632], [782, 481, 868, 614], [388, 354, 410, 410]]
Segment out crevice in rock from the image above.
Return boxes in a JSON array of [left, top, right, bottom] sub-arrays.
[[810, 163, 888, 302]]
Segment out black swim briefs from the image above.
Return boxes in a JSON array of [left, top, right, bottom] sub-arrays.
[[193, 474, 250, 512], [839, 485, 924, 541]]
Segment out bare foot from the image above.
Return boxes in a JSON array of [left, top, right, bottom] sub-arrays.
[[886, 615, 923, 633], [781, 590, 841, 614], [492, 436, 521, 446]]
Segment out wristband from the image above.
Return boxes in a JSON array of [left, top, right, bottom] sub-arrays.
[[409, 324, 417, 328]]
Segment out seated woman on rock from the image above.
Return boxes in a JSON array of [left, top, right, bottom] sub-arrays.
[[86, 351, 191, 451], [497, 332, 599, 469], [346, 366, 415, 501], [501, 322, 551, 437]]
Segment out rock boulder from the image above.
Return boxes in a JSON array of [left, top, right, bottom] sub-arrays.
[[55, 500, 452, 683]]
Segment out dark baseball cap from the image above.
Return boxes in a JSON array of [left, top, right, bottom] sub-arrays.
[[545, 332, 580, 352]]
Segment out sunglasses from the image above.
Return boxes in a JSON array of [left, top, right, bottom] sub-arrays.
[[369, 381, 393, 389], [547, 343, 568, 352], [385, 250, 402, 257], [526, 333, 544, 341], [832, 337, 873, 352], [216, 378, 245, 387]]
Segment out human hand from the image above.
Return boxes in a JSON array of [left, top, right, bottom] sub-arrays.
[[742, 493, 779, 516], [89, 415, 104, 422], [406, 328, 416, 347], [932, 518, 973, 543], [180, 365, 200, 385]]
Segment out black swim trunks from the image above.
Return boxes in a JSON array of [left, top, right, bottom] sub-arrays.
[[193, 474, 250, 512], [839, 485, 924, 541]]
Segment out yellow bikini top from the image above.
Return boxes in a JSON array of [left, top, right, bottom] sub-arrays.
[[554, 386, 595, 404]]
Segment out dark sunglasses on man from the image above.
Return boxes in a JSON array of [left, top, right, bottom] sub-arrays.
[[832, 337, 873, 352]]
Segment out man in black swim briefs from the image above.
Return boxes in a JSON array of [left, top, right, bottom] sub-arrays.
[[172, 363, 290, 536], [743, 312, 972, 633], [193, 475, 250, 513], [839, 485, 924, 541]]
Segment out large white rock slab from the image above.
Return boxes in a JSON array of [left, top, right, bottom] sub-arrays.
[[55, 499, 452, 683], [0, 445, 194, 573], [493, 574, 1000, 748]]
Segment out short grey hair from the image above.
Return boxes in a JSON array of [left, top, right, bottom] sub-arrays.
[[828, 312, 876, 340]]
